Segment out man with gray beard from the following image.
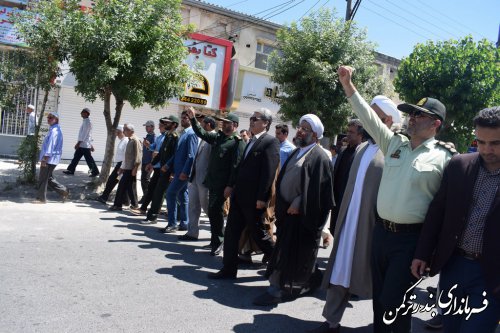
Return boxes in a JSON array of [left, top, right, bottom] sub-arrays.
[[253, 114, 334, 306]]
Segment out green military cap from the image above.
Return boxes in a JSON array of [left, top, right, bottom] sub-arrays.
[[160, 115, 180, 124], [215, 113, 239, 124]]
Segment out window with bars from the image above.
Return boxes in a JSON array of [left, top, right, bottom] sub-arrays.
[[0, 87, 37, 136]]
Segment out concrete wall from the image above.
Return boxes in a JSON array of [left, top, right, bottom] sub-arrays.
[[0, 134, 23, 157]]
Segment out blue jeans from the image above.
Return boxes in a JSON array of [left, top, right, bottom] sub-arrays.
[[166, 176, 188, 228], [440, 254, 500, 333]]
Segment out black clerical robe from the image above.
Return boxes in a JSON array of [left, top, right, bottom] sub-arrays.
[[268, 144, 334, 295]]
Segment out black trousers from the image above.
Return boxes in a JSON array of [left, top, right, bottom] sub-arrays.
[[371, 223, 419, 333], [207, 187, 226, 246], [113, 170, 137, 208], [140, 163, 151, 196], [222, 196, 275, 271], [67, 147, 99, 175], [140, 168, 160, 210], [101, 162, 120, 200], [146, 170, 170, 220]]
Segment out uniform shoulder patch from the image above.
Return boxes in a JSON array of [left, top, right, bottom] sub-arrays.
[[436, 140, 458, 155]]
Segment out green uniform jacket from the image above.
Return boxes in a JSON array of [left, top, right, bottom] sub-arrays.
[[151, 131, 179, 168], [190, 118, 245, 189]]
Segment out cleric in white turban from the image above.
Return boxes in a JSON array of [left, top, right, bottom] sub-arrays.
[[299, 113, 325, 139], [253, 112, 334, 306], [370, 95, 402, 131]]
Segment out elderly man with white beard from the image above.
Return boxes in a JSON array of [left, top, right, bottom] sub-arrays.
[[253, 114, 334, 306]]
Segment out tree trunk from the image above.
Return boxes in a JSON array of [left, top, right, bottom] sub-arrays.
[[32, 87, 51, 182], [96, 88, 124, 187]]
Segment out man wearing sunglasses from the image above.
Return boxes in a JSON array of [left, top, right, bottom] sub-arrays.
[[336, 65, 454, 333], [208, 108, 280, 279]]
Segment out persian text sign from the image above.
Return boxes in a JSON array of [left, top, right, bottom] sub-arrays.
[[177, 33, 232, 110], [0, 6, 25, 47]]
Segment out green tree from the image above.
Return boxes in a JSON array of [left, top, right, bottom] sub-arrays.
[[394, 36, 500, 152], [269, 9, 386, 136], [14, 0, 193, 184], [1, 1, 70, 183]]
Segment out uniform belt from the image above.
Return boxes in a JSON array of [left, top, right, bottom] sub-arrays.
[[378, 219, 423, 233], [455, 248, 481, 260]]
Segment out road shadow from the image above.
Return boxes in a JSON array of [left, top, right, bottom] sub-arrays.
[[234, 313, 376, 332]]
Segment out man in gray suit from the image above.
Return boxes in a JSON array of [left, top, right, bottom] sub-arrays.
[[311, 96, 402, 333], [179, 115, 216, 241]]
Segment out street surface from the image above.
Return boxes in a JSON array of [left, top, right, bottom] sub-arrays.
[[1, 158, 488, 333]]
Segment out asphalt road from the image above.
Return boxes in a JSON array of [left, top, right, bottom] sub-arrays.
[[1, 158, 487, 333]]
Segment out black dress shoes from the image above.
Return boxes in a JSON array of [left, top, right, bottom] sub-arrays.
[[207, 268, 237, 280], [210, 242, 224, 256], [178, 234, 199, 241], [63, 170, 74, 175]]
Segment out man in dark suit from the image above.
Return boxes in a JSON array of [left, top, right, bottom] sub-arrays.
[[412, 106, 500, 333], [208, 107, 280, 279]]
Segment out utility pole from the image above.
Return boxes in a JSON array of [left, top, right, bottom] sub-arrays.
[[345, 0, 352, 21], [345, 0, 362, 21]]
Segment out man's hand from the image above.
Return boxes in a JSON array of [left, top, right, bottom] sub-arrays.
[[411, 259, 428, 279], [337, 66, 357, 98], [186, 107, 196, 120], [161, 165, 168, 173], [287, 205, 300, 215], [40, 160, 47, 167], [223, 186, 233, 199], [118, 168, 123, 175], [145, 163, 153, 172], [144, 140, 151, 149], [256, 200, 267, 209], [179, 173, 188, 181], [90, 145, 95, 152], [131, 168, 138, 176], [74, 143, 79, 150]]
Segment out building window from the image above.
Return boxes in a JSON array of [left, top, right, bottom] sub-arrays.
[[255, 42, 278, 71]]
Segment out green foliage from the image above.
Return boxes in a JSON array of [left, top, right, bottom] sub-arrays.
[[394, 36, 500, 152], [269, 9, 386, 136], [16, 134, 40, 184], [66, 0, 192, 108]]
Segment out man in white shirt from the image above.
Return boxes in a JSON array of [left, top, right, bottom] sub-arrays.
[[64, 108, 100, 177], [25, 104, 36, 136], [96, 125, 129, 203]]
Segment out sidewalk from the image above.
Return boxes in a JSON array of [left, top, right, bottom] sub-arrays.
[[0, 158, 143, 203]]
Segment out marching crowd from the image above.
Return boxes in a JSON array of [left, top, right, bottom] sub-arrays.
[[33, 65, 500, 333]]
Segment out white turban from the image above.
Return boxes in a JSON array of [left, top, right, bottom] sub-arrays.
[[116, 125, 124, 131], [370, 95, 401, 125], [299, 114, 324, 139]]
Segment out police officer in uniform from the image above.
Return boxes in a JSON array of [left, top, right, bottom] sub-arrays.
[[337, 65, 454, 333], [186, 107, 246, 256]]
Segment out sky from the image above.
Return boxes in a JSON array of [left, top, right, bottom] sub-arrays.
[[201, 0, 500, 59]]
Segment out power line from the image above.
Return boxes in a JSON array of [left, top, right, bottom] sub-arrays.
[[383, 0, 460, 39], [365, 0, 447, 40], [415, 0, 490, 40], [360, 3, 433, 40], [297, 0, 324, 22], [188, 0, 305, 48]]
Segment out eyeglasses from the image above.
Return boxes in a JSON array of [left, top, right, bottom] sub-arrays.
[[409, 110, 436, 120], [296, 125, 312, 133], [250, 117, 263, 122]]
